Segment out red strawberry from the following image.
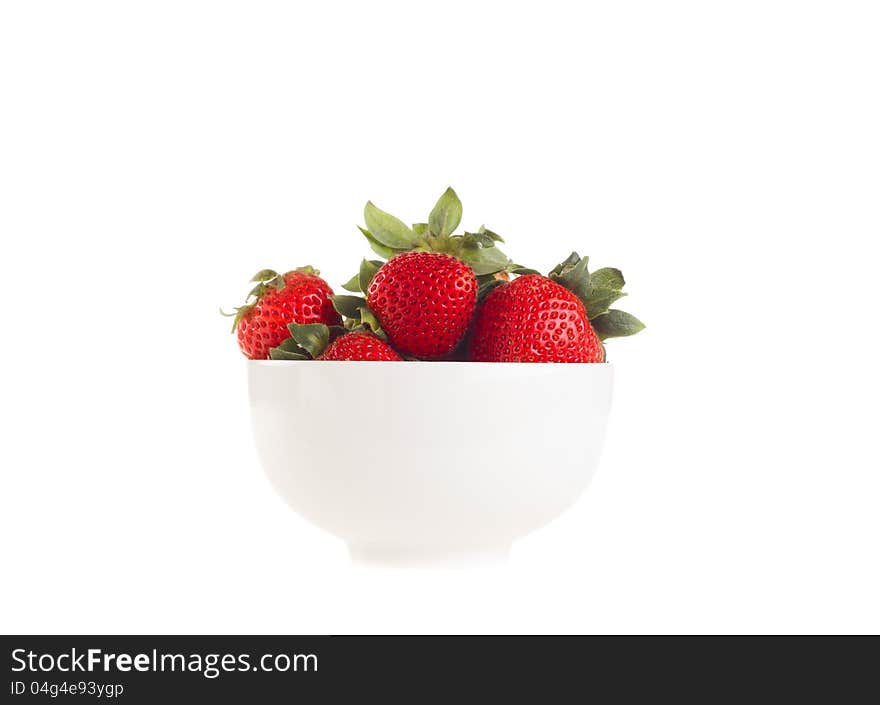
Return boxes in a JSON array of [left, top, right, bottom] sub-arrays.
[[366, 252, 477, 359], [470, 275, 602, 362], [469, 253, 644, 362], [223, 267, 341, 359], [318, 331, 402, 361]]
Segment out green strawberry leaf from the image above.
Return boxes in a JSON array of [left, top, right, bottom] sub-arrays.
[[269, 336, 310, 360], [477, 225, 504, 242], [462, 231, 497, 249], [358, 226, 400, 260], [459, 245, 511, 275], [330, 294, 367, 320], [328, 325, 347, 340], [552, 254, 590, 300], [359, 258, 382, 295], [585, 289, 627, 319], [550, 252, 581, 276], [590, 267, 625, 292], [428, 187, 463, 237], [358, 306, 387, 340], [275, 337, 307, 352], [591, 309, 645, 340], [269, 347, 309, 360], [364, 201, 417, 249], [341, 273, 361, 293], [287, 323, 330, 358], [413, 222, 429, 236], [250, 269, 278, 282], [510, 266, 540, 275]]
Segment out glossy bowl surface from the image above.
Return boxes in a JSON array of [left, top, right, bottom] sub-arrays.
[[248, 361, 613, 564]]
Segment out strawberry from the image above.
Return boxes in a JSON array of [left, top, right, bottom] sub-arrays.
[[223, 267, 341, 359], [268, 323, 402, 361], [470, 275, 601, 362], [365, 252, 477, 359], [469, 253, 644, 362], [319, 331, 402, 361], [333, 187, 521, 359]]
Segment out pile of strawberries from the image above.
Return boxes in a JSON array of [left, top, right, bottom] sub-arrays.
[[224, 188, 643, 362]]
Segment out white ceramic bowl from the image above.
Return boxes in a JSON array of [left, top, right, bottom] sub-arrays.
[[248, 361, 613, 565]]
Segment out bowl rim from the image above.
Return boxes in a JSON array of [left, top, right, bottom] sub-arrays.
[[248, 360, 613, 368]]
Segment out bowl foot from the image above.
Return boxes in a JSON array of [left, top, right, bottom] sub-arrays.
[[348, 543, 511, 568]]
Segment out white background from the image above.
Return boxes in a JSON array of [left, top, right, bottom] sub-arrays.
[[1, 1, 878, 634]]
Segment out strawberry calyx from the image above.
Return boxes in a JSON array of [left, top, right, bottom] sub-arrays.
[[331, 258, 389, 339], [220, 266, 320, 333], [269, 322, 347, 360], [546, 252, 645, 340], [356, 187, 513, 276]]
